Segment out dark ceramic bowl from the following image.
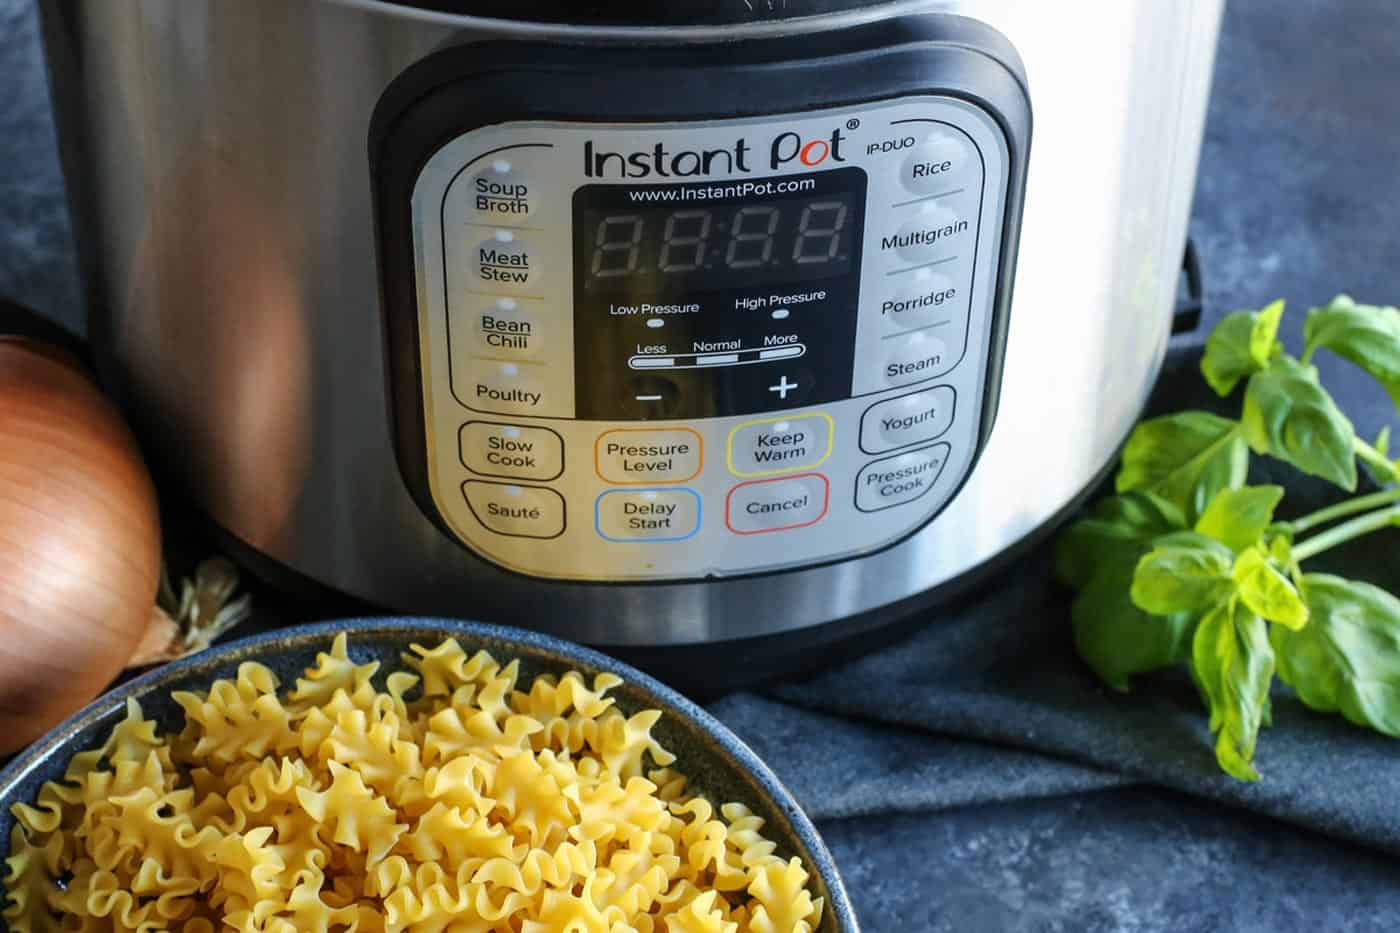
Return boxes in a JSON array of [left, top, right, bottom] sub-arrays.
[[0, 618, 857, 932]]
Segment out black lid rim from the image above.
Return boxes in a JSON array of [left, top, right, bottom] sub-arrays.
[[373, 0, 913, 28]]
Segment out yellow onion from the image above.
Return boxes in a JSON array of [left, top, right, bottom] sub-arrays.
[[0, 337, 162, 754]]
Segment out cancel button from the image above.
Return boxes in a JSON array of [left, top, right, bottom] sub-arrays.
[[725, 474, 830, 535]]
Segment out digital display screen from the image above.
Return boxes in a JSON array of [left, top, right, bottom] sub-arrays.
[[579, 186, 862, 294]]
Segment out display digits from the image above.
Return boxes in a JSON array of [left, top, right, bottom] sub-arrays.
[[658, 210, 711, 273], [725, 206, 781, 270], [590, 214, 644, 278], [792, 201, 849, 265]]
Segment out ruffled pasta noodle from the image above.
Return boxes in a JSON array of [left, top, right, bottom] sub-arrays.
[[3, 636, 824, 933]]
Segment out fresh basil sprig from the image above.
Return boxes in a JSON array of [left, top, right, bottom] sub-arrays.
[[1057, 295, 1400, 781]]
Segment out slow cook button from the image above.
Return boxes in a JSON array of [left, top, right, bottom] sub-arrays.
[[596, 489, 701, 542], [855, 444, 951, 513], [725, 474, 830, 535], [884, 330, 951, 386], [900, 130, 976, 195], [473, 298, 543, 360], [728, 413, 834, 478], [474, 230, 538, 291], [595, 428, 703, 485], [462, 481, 565, 539], [460, 422, 563, 481], [469, 362, 547, 415], [861, 386, 956, 454]]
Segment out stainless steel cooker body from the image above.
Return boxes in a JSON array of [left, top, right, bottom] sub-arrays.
[[39, 0, 1224, 650]]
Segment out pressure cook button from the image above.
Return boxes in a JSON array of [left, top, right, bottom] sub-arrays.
[[473, 298, 543, 360], [725, 474, 830, 535], [728, 413, 834, 478], [469, 362, 548, 415], [888, 203, 970, 265], [878, 267, 963, 333], [900, 130, 975, 195], [470, 158, 533, 221], [460, 422, 563, 482], [884, 330, 951, 385], [855, 444, 951, 513], [595, 428, 703, 485], [462, 481, 565, 539], [474, 230, 538, 291], [596, 488, 701, 542], [861, 386, 956, 454]]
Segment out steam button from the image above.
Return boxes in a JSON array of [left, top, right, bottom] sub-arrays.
[[883, 330, 951, 386]]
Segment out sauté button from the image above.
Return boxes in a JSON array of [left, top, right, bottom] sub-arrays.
[[462, 481, 565, 539], [900, 130, 975, 195], [725, 474, 830, 535], [473, 297, 543, 360], [861, 386, 956, 454], [878, 267, 963, 333], [596, 428, 703, 485], [470, 158, 533, 222], [855, 444, 950, 512], [468, 361, 548, 415], [884, 330, 951, 385], [460, 422, 563, 481], [474, 230, 538, 291], [596, 488, 701, 542], [728, 413, 834, 477], [888, 203, 970, 265]]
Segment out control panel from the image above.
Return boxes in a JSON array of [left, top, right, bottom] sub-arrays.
[[403, 97, 1013, 581]]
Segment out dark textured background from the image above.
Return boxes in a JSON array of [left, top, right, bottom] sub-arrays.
[[5, 2, 1400, 930]]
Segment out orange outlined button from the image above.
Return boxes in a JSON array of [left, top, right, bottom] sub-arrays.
[[725, 473, 830, 535], [595, 427, 703, 485]]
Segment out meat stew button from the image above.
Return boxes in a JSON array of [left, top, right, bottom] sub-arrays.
[[861, 386, 956, 454], [725, 474, 830, 535], [596, 489, 701, 542], [855, 444, 950, 512], [462, 481, 565, 539]]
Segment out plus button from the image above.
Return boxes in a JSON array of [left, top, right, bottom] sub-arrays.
[[768, 376, 799, 400]]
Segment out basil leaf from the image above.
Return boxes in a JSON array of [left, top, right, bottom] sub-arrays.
[[1302, 295, 1400, 410], [1201, 311, 1261, 397], [1273, 574, 1400, 737], [1231, 547, 1308, 630], [1115, 412, 1249, 522], [1073, 561, 1197, 692], [1131, 533, 1236, 615], [1055, 493, 1187, 589], [1242, 357, 1357, 491], [1193, 600, 1275, 782], [1193, 485, 1284, 553], [1249, 301, 1286, 369]]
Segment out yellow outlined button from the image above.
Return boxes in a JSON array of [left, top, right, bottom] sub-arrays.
[[727, 413, 835, 478]]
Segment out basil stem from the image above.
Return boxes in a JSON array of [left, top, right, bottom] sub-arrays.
[[1293, 505, 1400, 562]]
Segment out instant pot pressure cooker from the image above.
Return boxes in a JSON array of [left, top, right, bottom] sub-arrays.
[[38, 0, 1224, 683]]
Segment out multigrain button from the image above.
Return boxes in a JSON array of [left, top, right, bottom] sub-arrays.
[[728, 413, 834, 477], [474, 230, 538, 291], [889, 203, 970, 265], [462, 481, 564, 539], [861, 386, 956, 454], [596, 428, 702, 485], [878, 267, 963, 333], [469, 361, 547, 415], [855, 444, 951, 512], [884, 330, 951, 386], [470, 158, 533, 221], [900, 130, 975, 195], [460, 422, 563, 481], [725, 474, 830, 535], [473, 298, 543, 360], [596, 488, 701, 542]]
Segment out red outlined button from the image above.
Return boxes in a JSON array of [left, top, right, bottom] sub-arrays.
[[725, 473, 830, 535]]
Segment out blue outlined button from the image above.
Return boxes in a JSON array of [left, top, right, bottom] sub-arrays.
[[595, 488, 701, 543]]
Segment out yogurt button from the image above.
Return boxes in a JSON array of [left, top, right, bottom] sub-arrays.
[[855, 444, 950, 512], [901, 130, 976, 195], [883, 330, 951, 386], [861, 386, 956, 454]]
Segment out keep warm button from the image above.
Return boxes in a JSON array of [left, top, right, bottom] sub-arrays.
[[596, 428, 702, 485], [726, 474, 830, 535], [728, 413, 834, 477]]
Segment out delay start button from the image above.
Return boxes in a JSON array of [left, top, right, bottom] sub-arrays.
[[596, 428, 702, 485], [855, 444, 951, 513], [861, 386, 956, 454], [725, 473, 830, 535], [596, 488, 701, 542]]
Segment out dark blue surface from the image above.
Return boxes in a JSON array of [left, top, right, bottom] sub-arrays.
[[5, 2, 1400, 930]]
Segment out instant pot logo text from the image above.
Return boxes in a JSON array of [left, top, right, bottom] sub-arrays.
[[583, 128, 848, 179]]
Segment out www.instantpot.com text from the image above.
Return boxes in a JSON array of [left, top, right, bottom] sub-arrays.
[[626, 177, 818, 202]]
